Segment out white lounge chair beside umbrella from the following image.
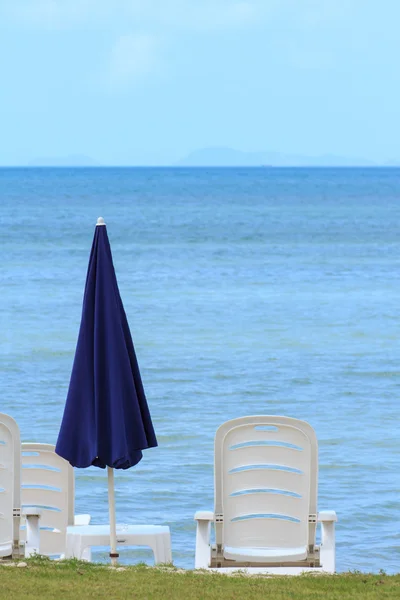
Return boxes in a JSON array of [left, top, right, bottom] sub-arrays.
[[20, 443, 91, 558], [194, 416, 337, 574], [0, 413, 41, 558]]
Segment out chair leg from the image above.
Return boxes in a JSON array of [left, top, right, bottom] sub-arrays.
[[320, 520, 336, 573], [25, 515, 40, 558], [195, 519, 211, 569]]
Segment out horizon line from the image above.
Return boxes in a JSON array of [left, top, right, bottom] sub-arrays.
[[1, 165, 400, 169]]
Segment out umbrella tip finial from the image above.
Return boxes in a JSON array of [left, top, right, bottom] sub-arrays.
[[97, 217, 106, 226]]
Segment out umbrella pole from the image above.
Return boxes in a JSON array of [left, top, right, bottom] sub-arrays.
[[107, 466, 119, 566]]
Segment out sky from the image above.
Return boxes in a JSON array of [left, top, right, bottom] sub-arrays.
[[0, 0, 399, 165]]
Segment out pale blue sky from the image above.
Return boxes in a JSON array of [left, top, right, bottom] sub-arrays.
[[0, 0, 399, 165]]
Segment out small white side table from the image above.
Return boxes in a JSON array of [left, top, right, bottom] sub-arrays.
[[66, 524, 172, 564]]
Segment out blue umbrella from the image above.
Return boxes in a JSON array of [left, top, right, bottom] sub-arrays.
[[56, 217, 157, 564]]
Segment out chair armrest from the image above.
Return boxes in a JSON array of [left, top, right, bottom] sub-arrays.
[[194, 511, 214, 522], [74, 514, 91, 526], [21, 507, 43, 518], [318, 510, 338, 522]]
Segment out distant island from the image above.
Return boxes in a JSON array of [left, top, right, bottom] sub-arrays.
[[6, 148, 398, 168], [177, 147, 377, 167]]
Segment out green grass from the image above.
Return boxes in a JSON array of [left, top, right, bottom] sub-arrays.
[[1, 558, 399, 599]]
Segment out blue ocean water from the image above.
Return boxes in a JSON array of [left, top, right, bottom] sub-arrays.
[[1, 167, 399, 573]]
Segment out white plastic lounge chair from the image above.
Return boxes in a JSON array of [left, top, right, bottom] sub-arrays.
[[20, 444, 91, 558], [0, 413, 42, 558], [194, 416, 337, 574]]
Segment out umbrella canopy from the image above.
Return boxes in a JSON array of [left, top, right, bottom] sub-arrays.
[[56, 217, 157, 562]]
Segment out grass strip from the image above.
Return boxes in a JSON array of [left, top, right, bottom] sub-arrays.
[[0, 557, 398, 600]]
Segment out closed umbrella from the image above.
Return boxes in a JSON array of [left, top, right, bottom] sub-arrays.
[[56, 217, 157, 565]]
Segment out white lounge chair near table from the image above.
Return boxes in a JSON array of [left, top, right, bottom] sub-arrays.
[[194, 415, 337, 574], [20, 443, 91, 558], [0, 413, 42, 558]]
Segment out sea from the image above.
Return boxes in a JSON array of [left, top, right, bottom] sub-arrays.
[[1, 167, 399, 573]]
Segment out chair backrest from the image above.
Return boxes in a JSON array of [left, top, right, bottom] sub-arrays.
[[20, 443, 74, 557], [214, 416, 318, 553], [0, 413, 21, 557]]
